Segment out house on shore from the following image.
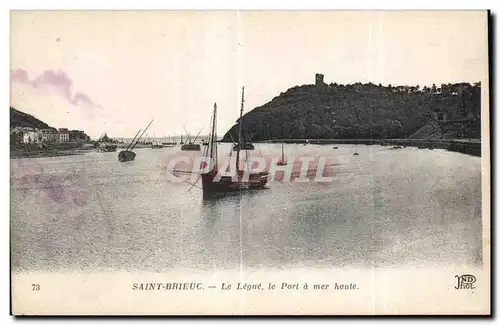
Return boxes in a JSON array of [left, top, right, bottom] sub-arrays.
[[58, 128, 70, 142], [41, 128, 59, 143], [10, 126, 88, 144], [11, 127, 42, 144]]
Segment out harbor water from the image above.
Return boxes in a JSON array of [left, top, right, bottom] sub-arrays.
[[10, 143, 482, 273]]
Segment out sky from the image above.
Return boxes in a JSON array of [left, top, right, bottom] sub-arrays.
[[10, 10, 488, 139]]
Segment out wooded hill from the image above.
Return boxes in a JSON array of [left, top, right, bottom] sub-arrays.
[[10, 106, 51, 129], [222, 80, 481, 141]]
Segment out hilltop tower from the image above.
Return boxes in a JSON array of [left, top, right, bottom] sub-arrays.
[[315, 73, 325, 86]]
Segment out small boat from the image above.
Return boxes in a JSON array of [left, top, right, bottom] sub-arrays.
[[97, 143, 117, 152], [151, 135, 164, 149], [277, 141, 287, 166], [233, 142, 255, 151], [353, 144, 359, 155], [118, 120, 153, 162], [118, 150, 136, 161], [162, 135, 177, 147], [181, 127, 202, 151], [95, 133, 118, 152], [333, 146, 338, 149], [181, 143, 201, 151]]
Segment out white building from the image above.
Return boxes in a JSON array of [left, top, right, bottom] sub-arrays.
[[58, 128, 69, 142], [41, 129, 58, 143], [22, 128, 41, 143]]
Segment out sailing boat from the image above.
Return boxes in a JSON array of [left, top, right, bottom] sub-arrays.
[[353, 144, 359, 156], [118, 120, 153, 162], [277, 124, 287, 166], [181, 127, 202, 151], [162, 135, 176, 147], [95, 132, 118, 152], [201, 88, 269, 200], [277, 141, 287, 166], [151, 133, 164, 149]]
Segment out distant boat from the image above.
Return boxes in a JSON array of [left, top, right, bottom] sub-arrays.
[[277, 141, 287, 166], [95, 133, 118, 152], [233, 142, 255, 151], [96, 143, 117, 152], [181, 127, 202, 151], [333, 146, 338, 149], [162, 135, 177, 146], [181, 143, 201, 151], [118, 150, 136, 161], [201, 88, 269, 200], [101, 144, 117, 152], [151, 135, 164, 149], [118, 120, 153, 162]]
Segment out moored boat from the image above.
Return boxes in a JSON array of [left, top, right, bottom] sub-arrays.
[[181, 143, 201, 151], [118, 150, 136, 162], [232, 143, 255, 151], [277, 141, 287, 166], [201, 87, 269, 200], [181, 127, 202, 151], [118, 120, 153, 162]]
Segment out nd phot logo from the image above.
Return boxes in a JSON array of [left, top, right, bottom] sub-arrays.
[[454, 274, 476, 290]]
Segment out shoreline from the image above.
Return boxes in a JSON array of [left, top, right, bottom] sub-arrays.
[[10, 138, 482, 159], [10, 148, 94, 159], [245, 138, 482, 157]]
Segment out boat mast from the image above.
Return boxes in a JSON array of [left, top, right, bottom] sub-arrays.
[[183, 127, 192, 144], [209, 103, 217, 166], [192, 128, 203, 143], [126, 129, 142, 151], [236, 86, 244, 171], [130, 119, 153, 151]]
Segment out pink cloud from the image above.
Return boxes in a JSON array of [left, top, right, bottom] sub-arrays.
[[10, 69, 102, 109]]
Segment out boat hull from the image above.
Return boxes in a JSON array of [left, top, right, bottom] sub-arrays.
[[201, 170, 269, 200], [181, 144, 201, 151], [233, 143, 255, 151], [118, 150, 136, 162]]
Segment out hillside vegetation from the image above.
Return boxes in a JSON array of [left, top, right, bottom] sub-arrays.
[[222, 81, 481, 141], [10, 106, 51, 129]]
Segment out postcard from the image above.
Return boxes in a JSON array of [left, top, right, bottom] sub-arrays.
[[10, 10, 490, 315]]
